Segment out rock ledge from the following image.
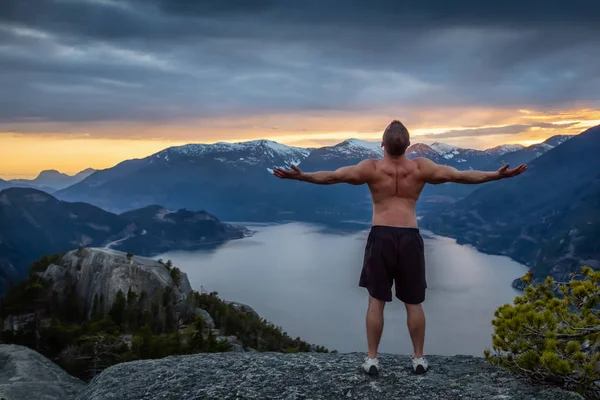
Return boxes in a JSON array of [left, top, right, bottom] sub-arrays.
[[0, 344, 85, 400], [77, 352, 583, 400]]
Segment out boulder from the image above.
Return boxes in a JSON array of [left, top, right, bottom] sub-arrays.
[[225, 301, 259, 318], [0, 344, 85, 400], [76, 353, 583, 400], [192, 308, 215, 329], [2, 314, 35, 331]]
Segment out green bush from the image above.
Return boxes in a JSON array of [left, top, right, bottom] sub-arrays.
[[485, 267, 599, 398]]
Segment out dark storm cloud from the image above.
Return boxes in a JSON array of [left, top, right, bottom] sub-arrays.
[[0, 0, 599, 127]]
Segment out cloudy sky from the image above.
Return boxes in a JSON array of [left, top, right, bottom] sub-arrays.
[[1, 0, 599, 178]]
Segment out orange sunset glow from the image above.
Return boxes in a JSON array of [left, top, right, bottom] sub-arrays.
[[2, 107, 599, 179], [2, 0, 600, 181]]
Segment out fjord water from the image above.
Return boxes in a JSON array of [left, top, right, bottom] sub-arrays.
[[158, 222, 527, 356]]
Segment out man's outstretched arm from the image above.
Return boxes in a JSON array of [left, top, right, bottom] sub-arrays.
[[273, 159, 376, 185], [415, 157, 527, 184]]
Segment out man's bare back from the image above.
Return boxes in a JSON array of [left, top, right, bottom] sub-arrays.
[[363, 157, 423, 227]]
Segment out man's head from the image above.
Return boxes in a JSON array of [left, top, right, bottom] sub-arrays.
[[382, 120, 410, 157]]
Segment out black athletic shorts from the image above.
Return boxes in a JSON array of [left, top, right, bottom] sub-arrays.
[[359, 225, 427, 304]]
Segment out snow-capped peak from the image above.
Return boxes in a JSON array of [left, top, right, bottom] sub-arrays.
[[166, 140, 309, 158], [253, 139, 312, 158], [343, 139, 383, 152], [430, 142, 458, 155], [330, 139, 384, 157], [406, 143, 437, 157], [486, 144, 525, 156], [543, 135, 573, 147], [153, 139, 311, 172], [429, 142, 463, 160]]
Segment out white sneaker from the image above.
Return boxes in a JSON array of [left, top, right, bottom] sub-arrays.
[[411, 356, 429, 374], [362, 357, 380, 376]]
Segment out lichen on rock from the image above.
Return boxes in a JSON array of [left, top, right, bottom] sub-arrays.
[[76, 353, 584, 400]]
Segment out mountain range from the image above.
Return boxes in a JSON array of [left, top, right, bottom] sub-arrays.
[[421, 125, 600, 282], [55, 135, 572, 220], [2, 128, 595, 287], [0, 188, 247, 291], [0, 168, 96, 193]]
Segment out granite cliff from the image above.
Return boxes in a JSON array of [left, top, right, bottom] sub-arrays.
[[42, 247, 192, 318]]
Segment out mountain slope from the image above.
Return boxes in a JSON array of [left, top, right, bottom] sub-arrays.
[[57, 140, 312, 219], [427, 142, 517, 169], [10, 170, 73, 190], [117, 205, 247, 254], [409, 139, 572, 212], [421, 126, 600, 280], [406, 143, 443, 160], [0, 188, 246, 290], [6, 168, 97, 192], [73, 168, 96, 180], [0, 188, 134, 290], [488, 135, 573, 169]]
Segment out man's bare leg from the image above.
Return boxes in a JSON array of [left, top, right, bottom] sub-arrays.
[[366, 295, 385, 359], [405, 303, 425, 358]]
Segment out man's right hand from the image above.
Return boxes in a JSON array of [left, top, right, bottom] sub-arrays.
[[496, 164, 527, 179], [273, 165, 304, 180]]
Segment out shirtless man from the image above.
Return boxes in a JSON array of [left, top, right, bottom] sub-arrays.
[[273, 120, 527, 375]]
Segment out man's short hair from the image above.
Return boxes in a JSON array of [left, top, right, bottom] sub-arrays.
[[383, 120, 410, 156]]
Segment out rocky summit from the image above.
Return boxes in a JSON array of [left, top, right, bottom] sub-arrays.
[[77, 353, 582, 400]]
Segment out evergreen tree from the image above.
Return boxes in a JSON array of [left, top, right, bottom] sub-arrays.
[[62, 284, 81, 322], [91, 294, 100, 320], [190, 317, 205, 351], [485, 267, 600, 398], [51, 291, 61, 316], [108, 290, 127, 329], [131, 324, 154, 359], [126, 288, 138, 331], [150, 300, 160, 333], [99, 295, 105, 315], [170, 267, 181, 287]]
